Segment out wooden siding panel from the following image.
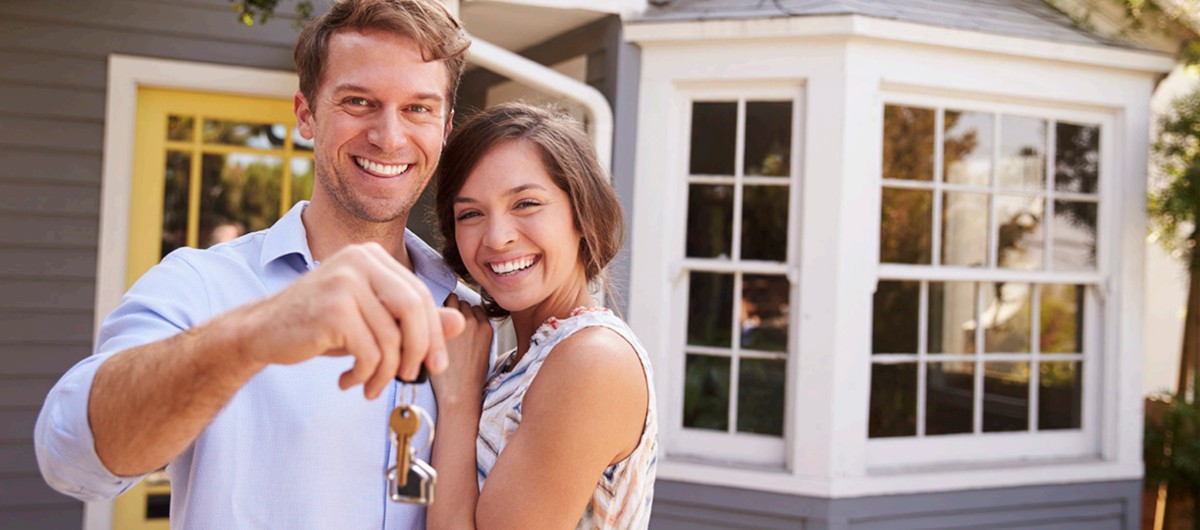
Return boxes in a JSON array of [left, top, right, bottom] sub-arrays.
[[0, 85, 105, 121], [0, 50, 107, 90], [0, 476, 76, 507], [0, 343, 91, 377], [0, 410, 40, 442], [0, 443, 39, 475], [0, 312, 94, 343], [0, 214, 98, 248], [0, 116, 103, 154], [0, 248, 97, 278], [0, 182, 100, 217], [0, 148, 102, 185], [0, 505, 83, 530], [0, 279, 96, 311], [0, 378, 59, 408]]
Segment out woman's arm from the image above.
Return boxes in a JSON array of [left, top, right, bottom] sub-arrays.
[[428, 294, 493, 529], [474, 327, 649, 530]]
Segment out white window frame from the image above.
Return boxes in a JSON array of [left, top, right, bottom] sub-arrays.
[[661, 83, 806, 467], [868, 91, 1113, 470]]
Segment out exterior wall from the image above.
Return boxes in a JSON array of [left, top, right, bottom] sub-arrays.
[[626, 13, 1161, 523], [0, 1, 298, 527], [651, 478, 1141, 529]]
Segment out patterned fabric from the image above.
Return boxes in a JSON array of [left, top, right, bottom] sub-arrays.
[[477, 308, 658, 529]]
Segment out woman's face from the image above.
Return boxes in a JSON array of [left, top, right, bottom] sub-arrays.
[[452, 140, 587, 315]]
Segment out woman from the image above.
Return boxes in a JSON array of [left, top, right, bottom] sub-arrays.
[[429, 103, 657, 529]]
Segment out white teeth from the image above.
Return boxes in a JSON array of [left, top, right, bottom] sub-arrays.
[[489, 256, 534, 275], [355, 157, 409, 177]]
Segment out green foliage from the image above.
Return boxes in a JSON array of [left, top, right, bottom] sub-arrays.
[[1145, 395, 1200, 528], [1119, 0, 1200, 65], [230, 0, 314, 29], [1151, 86, 1200, 271]]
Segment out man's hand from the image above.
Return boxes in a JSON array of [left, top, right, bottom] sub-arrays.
[[233, 242, 465, 399]]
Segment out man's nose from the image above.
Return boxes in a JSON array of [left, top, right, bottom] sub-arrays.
[[366, 111, 410, 153]]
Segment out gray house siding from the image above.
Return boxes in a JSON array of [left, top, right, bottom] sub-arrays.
[[651, 478, 1141, 529], [0, 0, 300, 527]]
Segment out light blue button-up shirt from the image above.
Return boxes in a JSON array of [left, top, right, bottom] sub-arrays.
[[35, 202, 478, 529]]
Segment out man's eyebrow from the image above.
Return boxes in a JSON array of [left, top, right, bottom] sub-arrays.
[[330, 83, 371, 95]]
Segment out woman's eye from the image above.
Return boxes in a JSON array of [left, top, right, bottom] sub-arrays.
[[455, 211, 480, 222]]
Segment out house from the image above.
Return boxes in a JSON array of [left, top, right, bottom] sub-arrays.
[[0, 0, 1188, 528]]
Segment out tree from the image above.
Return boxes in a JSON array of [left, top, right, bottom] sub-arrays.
[[229, 0, 314, 28], [1119, 0, 1200, 65]]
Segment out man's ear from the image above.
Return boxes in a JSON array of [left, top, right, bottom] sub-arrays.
[[443, 110, 454, 145], [294, 90, 315, 140]]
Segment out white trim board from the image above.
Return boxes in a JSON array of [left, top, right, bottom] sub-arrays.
[[90, 54, 299, 530], [625, 14, 1176, 75]]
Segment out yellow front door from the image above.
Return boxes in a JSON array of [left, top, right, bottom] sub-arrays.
[[113, 87, 314, 529]]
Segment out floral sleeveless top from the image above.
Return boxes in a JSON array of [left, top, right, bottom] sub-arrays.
[[476, 308, 658, 529]]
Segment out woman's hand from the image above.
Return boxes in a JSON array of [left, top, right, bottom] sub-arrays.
[[431, 293, 493, 410]]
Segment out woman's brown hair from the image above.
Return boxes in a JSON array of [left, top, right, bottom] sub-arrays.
[[435, 103, 624, 318]]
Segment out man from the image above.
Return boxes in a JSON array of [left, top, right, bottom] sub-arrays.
[[34, 1, 484, 527]]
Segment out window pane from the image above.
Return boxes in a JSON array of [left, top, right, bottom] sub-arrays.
[[873, 280, 919, 354], [982, 282, 1032, 353], [1052, 200, 1097, 272], [944, 111, 993, 186], [999, 116, 1047, 190], [690, 102, 736, 175], [738, 358, 785, 435], [880, 187, 933, 264], [927, 361, 974, 435], [741, 275, 789, 352], [1054, 122, 1099, 194], [1041, 284, 1083, 354], [167, 115, 194, 142], [941, 191, 989, 267], [744, 101, 792, 177], [1039, 361, 1082, 430], [996, 195, 1044, 270], [742, 185, 788, 261], [199, 154, 283, 248], [882, 105, 934, 181], [928, 281, 977, 354], [203, 120, 286, 149], [688, 272, 733, 348], [983, 361, 1029, 432], [684, 354, 730, 431], [686, 184, 733, 258], [162, 151, 190, 257], [290, 158, 315, 205], [869, 363, 917, 438]]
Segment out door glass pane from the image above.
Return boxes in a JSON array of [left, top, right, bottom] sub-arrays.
[[741, 185, 788, 261], [741, 275, 789, 352], [982, 282, 1032, 353], [873, 280, 919, 354], [1041, 284, 1083, 354], [1052, 200, 1097, 272], [688, 272, 733, 348], [944, 110, 993, 186], [880, 187, 933, 264], [1039, 361, 1082, 430], [983, 361, 1029, 432], [738, 358, 785, 435], [203, 119, 286, 149], [882, 105, 934, 182], [291, 158, 315, 204], [928, 281, 977, 354], [927, 361, 974, 435], [686, 184, 733, 258], [690, 102, 736, 175], [999, 116, 1046, 190], [941, 191, 989, 267], [167, 115, 194, 141], [869, 363, 917, 438], [199, 154, 283, 248], [996, 195, 1044, 270], [162, 151, 190, 258], [684, 354, 730, 431], [744, 101, 791, 177], [1054, 122, 1099, 194]]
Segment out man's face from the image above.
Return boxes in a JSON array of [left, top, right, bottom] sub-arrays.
[[295, 29, 452, 224]]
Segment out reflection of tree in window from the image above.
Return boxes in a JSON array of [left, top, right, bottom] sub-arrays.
[[199, 154, 282, 248]]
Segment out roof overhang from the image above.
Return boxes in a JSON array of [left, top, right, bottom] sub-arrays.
[[626, 14, 1177, 75]]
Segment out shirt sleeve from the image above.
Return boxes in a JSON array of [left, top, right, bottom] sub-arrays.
[[34, 250, 211, 501]]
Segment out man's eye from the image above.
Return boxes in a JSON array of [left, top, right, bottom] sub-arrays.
[[346, 97, 369, 107], [516, 200, 541, 209], [409, 105, 431, 113]]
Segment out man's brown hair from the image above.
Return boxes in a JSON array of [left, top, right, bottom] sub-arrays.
[[294, 0, 471, 114], [435, 103, 624, 318]]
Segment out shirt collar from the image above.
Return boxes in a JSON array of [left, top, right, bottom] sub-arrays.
[[260, 201, 459, 302]]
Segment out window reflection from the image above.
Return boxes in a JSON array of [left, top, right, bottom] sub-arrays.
[[1052, 200, 1097, 271], [869, 363, 917, 438], [199, 154, 283, 248], [983, 361, 1029, 432], [882, 105, 935, 181], [1054, 122, 1099, 194], [738, 358, 785, 435], [982, 282, 1032, 353], [690, 102, 737, 175], [203, 120, 286, 149], [944, 111, 992, 186], [1039, 361, 1082, 430], [873, 280, 920, 354], [880, 188, 933, 264], [684, 354, 730, 431], [928, 281, 977, 354], [996, 195, 1044, 270], [927, 362, 974, 435], [941, 191, 989, 267], [744, 102, 792, 177], [741, 275, 789, 352], [999, 116, 1046, 190], [742, 185, 788, 261], [1040, 284, 1082, 354], [688, 272, 733, 348]]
